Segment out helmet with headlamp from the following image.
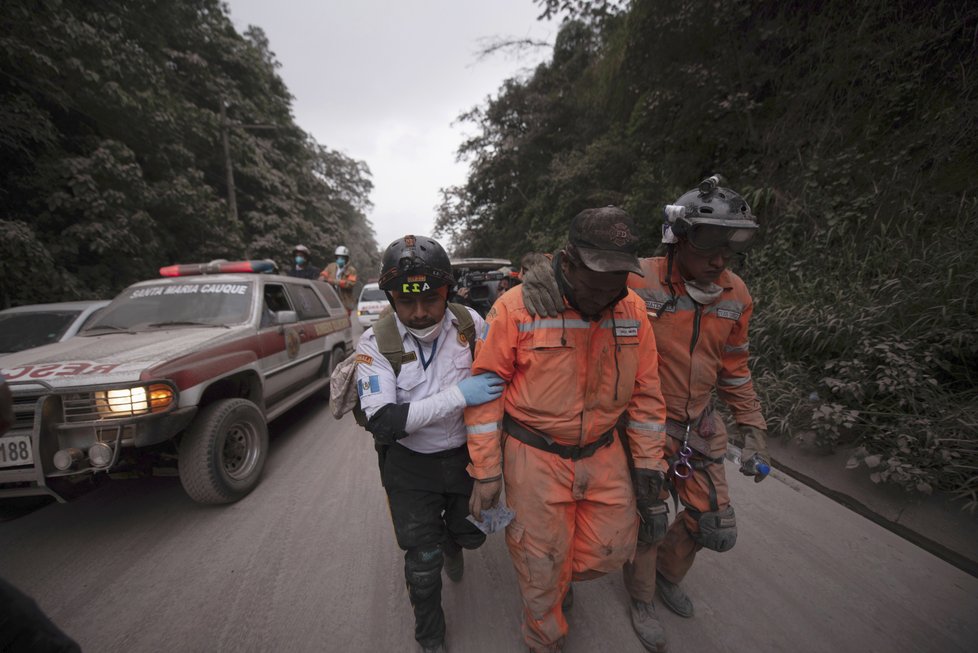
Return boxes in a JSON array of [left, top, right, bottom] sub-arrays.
[[662, 175, 758, 253], [378, 235, 454, 294]]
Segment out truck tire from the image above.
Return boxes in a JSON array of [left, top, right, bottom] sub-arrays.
[[178, 398, 268, 505]]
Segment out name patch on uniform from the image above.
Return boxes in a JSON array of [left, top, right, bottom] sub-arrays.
[[355, 354, 374, 366], [716, 309, 742, 321], [401, 351, 418, 363], [615, 326, 639, 337], [645, 300, 675, 314], [357, 375, 381, 398]]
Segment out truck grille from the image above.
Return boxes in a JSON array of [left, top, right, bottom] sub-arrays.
[[10, 392, 41, 431]]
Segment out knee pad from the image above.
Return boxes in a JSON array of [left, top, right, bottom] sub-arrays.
[[405, 546, 443, 600], [691, 505, 737, 552]]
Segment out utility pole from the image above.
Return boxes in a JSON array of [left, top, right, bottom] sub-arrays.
[[219, 98, 238, 224], [219, 98, 281, 225]]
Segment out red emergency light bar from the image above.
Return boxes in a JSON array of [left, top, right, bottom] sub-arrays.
[[159, 260, 278, 277]]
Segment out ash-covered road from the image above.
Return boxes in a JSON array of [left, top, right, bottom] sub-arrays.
[[1, 397, 975, 652]]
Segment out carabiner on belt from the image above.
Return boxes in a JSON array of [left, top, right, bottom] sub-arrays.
[[672, 423, 694, 479]]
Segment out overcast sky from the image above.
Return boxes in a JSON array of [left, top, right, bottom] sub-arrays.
[[224, 0, 556, 256]]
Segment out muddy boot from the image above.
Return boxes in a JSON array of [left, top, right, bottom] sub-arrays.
[[561, 584, 574, 612], [443, 549, 463, 583], [420, 641, 446, 653], [629, 599, 667, 652], [655, 574, 694, 618]]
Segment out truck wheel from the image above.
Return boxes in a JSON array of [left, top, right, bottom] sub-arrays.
[[178, 398, 268, 505]]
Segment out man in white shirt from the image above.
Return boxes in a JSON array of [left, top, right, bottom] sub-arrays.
[[355, 234, 503, 653]]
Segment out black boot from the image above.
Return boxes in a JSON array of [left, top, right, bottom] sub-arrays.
[[655, 574, 694, 618], [443, 549, 463, 583], [629, 599, 667, 652]]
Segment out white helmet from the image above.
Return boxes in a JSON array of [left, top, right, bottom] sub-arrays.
[[335, 245, 350, 257]]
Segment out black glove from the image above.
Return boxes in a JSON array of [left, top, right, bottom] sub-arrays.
[[633, 469, 668, 544], [366, 403, 409, 446]]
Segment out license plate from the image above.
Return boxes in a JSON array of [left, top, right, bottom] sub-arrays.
[[0, 435, 34, 468]]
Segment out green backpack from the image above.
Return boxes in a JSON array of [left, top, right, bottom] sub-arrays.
[[328, 303, 477, 427]]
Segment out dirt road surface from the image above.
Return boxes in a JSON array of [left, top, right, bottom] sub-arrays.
[[1, 398, 976, 652]]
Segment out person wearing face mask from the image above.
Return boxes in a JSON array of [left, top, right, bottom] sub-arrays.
[[286, 244, 321, 280], [519, 177, 771, 652], [355, 235, 504, 653], [465, 207, 668, 653], [320, 245, 359, 313]]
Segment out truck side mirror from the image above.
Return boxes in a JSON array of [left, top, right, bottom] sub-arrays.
[[275, 310, 298, 325]]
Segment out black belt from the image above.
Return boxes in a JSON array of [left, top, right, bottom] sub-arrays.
[[503, 413, 614, 461], [392, 442, 468, 459]]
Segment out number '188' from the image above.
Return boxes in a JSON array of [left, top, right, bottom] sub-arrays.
[[0, 440, 30, 463]]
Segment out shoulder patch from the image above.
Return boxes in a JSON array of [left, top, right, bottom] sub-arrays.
[[355, 353, 373, 365], [357, 375, 381, 398]]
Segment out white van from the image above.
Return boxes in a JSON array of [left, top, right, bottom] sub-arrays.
[[356, 283, 388, 328]]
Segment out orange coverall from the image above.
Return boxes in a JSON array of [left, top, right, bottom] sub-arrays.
[[465, 287, 667, 652], [624, 256, 767, 601], [320, 261, 358, 311]]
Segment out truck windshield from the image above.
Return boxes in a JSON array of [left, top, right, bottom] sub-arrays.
[[360, 287, 386, 302], [84, 281, 254, 332]]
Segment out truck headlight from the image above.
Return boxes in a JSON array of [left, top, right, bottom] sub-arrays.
[[96, 384, 175, 417], [105, 387, 148, 413]]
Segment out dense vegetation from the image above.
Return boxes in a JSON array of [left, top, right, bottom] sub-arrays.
[[437, 0, 978, 508], [0, 0, 378, 307]]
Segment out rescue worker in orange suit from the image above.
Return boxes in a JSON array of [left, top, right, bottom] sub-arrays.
[[320, 245, 358, 313], [521, 176, 772, 652], [466, 207, 669, 653]]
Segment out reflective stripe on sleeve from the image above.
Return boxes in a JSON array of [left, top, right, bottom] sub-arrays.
[[724, 341, 750, 353], [719, 374, 751, 387], [627, 420, 666, 432], [466, 421, 500, 435]]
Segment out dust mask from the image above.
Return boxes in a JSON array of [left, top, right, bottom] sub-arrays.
[[406, 320, 443, 343], [684, 278, 723, 305]]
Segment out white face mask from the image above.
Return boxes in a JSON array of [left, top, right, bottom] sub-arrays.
[[406, 320, 443, 343], [684, 278, 724, 305]]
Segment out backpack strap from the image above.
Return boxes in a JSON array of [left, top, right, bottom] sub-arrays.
[[372, 312, 407, 377], [447, 302, 477, 359]]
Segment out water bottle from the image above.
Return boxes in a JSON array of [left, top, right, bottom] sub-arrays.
[[727, 446, 771, 482], [740, 452, 771, 480]]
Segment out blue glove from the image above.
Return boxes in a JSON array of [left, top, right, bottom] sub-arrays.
[[457, 373, 504, 406]]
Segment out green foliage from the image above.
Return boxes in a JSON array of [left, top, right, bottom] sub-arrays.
[[0, 0, 378, 305], [440, 0, 978, 508]]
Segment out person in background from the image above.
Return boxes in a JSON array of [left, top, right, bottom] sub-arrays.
[[286, 244, 321, 280], [320, 245, 358, 313], [356, 235, 504, 653], [466, 207, 668, 653], [520, 176, 772, 652]]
